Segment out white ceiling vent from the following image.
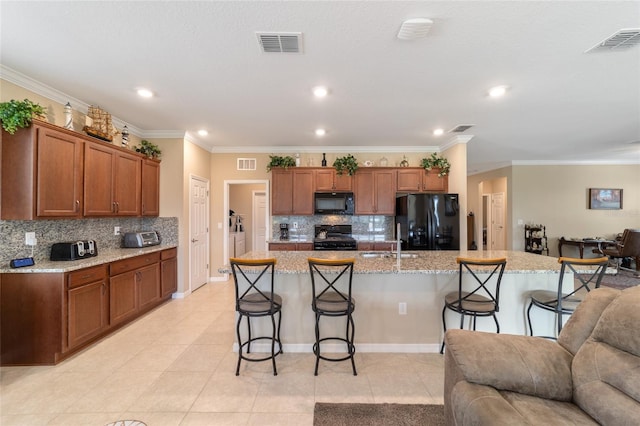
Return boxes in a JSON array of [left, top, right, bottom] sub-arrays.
[[449, 124, 475, 133], [397, 18, 433, 40], [256, 32, 303, 53], [585, 28, 640, 53]]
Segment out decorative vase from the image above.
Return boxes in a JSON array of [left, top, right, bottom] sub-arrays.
[[322, 153, 327, 167]]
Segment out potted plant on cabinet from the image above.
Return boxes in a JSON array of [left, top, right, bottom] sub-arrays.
[[135, 140, 162, 158], [266, 155, 296, 171], [0, 98, 47, 134], [333, 154, 359, 176], [420, 153, 451, 177]]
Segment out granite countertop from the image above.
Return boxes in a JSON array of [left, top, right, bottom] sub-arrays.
[[219, 250, 564, 275], [1, 244, 178, 274]]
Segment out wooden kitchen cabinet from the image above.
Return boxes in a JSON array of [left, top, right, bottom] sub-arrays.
[[1, 121, 84, 219], [109, 252, 161, 326], [423, 169, 448, 192], [137, 263, 161, 312], [67, 265, 109, 350], [314, 168, 353, 192], [161, 248, 178, 298], [271, 168, 314, 215], [84, 141, 142, 216], [141, 158, 160, 216], [1, 249, 175, 365], [269, 242, 313, 251], [396, 168, 448, 192], [358, 242, 397, 251], [354, 169, 396, 215]]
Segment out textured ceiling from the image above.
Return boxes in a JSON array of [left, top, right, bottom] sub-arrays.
[[1, 1, 639, 173]]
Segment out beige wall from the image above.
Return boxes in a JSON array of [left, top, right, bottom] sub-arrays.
[[469, 164, 640, 256], [0, 80, 141, 147]]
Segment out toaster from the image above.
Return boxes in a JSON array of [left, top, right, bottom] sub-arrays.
[[122, 231, 161, 248], [50, 240, 98, 261]]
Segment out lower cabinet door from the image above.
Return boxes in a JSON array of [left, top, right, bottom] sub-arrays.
[[110, 271, 138, 326], [138, 263, 161, 312], [67, 280, 108, 349], [161, 257, 178, 298]]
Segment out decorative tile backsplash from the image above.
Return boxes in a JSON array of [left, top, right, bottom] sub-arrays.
[[0, 217, 178, 263], [271, 215, 395, 241]]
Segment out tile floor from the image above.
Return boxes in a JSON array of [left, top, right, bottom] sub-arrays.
[[0, 280, 444, 426]]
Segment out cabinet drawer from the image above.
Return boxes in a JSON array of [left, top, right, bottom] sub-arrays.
[[161, 248, 177, 260], [110, 252, 160, 276], [68, 265, 108, 289]]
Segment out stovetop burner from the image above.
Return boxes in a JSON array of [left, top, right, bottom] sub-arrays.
[[314, 225, 357, 250]]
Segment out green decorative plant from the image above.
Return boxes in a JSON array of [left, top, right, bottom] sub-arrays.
[[135, 140, 162, 158], [266, 155, 296, 171], [0, 99, 46, 134], [333, 154, 359, 176], [420, 153, 451, 177]]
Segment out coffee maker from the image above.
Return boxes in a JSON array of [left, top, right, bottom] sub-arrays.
[[279, 223, 289, 240]]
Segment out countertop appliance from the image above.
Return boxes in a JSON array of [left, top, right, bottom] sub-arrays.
[[122, 231, 161, 248], [313, 224, 357, 250], [395, 194, 460, 250], [280, 223, 289, 240], [50, 240, 98, 261], [314, 192, 355, 215]]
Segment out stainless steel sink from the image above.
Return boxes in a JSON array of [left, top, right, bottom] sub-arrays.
[[360, 252, 418, 259]]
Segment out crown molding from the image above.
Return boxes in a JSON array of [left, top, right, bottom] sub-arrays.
[[209, 144, 466, 154], [2, 64, 154, 137]]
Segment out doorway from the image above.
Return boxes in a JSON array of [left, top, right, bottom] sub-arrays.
[[190, 175, 210, 292], [491, 192, 506, 250], [224, 180, 270, 263]]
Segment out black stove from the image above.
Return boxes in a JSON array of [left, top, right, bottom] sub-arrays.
[[313, 225, 357, 251]]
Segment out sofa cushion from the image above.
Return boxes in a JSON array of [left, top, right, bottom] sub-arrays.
[[572, 286, 640, 424], [451, 381, 598, 425], [445, 329, 574, 401], [557, 287, 620, 356]]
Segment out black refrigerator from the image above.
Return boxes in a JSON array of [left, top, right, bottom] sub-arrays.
[[395, 193, 460, 250]]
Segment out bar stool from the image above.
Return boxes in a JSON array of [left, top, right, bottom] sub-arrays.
[[308, 257, 357, 376], [440, 257, 507, 354], [527, 256, 608, 338], [230, 257, 282, 376]]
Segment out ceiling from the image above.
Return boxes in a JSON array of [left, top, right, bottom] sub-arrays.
[[1, 1, 639, 173]]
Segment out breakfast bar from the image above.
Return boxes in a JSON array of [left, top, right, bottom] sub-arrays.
[[221, 250, 566, 353]]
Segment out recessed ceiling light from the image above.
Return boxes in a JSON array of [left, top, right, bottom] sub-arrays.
[[433, 128, 444, 136], [313, 86, 329, 98], [137, 88, 154, 98], [315, 128, 326, 136], [488, 85, 508, 98], [198, 130, 208, 136]]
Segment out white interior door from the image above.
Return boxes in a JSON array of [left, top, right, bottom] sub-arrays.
[[252, 191, 267, 252], [491, 192, 506, 250], [190, 176, 209, 291]]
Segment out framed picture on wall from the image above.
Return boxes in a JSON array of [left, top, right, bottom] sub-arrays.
[[588, 188, 623, 210]]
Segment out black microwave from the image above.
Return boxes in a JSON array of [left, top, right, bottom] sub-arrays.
[[314, 192, 355, 215]]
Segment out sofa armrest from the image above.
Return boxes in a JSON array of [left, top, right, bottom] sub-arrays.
[[445, 330, 574, 401]]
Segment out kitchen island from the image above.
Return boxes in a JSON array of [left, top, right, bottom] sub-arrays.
[[221, 250, 568, 353]]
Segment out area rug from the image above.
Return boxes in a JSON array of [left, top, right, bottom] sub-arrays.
[[313, 402, 445, 426], [597, 269, 640, 290]]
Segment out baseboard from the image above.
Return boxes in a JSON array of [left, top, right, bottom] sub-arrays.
[[210, 275, 229, 282], [232, 342, 441, 353]]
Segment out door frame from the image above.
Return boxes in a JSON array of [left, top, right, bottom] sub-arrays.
[[189, 174, 210, 294], [223, 179, 270, 277]]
